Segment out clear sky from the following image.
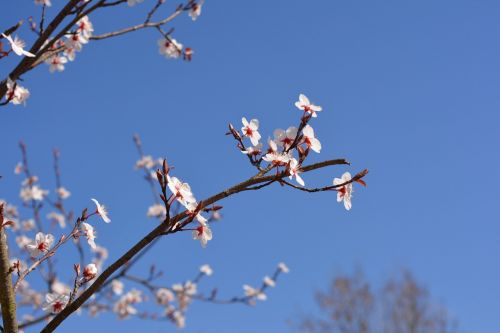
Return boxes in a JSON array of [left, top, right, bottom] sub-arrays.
[[1, 0, 499, 332]]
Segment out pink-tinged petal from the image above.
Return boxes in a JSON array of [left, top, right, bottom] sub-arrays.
[[310, 138, 322, 153], [302, 125, 314, 138], [296, 174, 305, 186], [299, 94, 309, 105], [241, 117, 249, 127], [249, 119, 259, 130], [294, 101, 303, 110], [311, 105, 322, 112], [344, 197, 352, 210]]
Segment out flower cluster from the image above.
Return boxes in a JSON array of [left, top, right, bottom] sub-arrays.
[[234, 93, 358, 210]]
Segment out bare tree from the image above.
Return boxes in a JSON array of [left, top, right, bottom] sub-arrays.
[[295, 270, 458, 333]]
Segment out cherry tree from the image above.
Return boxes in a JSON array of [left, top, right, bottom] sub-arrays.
[[0, 1, 368, 332]]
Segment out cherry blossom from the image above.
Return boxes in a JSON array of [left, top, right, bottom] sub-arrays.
[[56, 186, 71, 199], [262, 151, 292, 166], [1, 33, 35, 57], [46, 54, 68, 73], [288, 158, 305, 186], [113, 291, 140, 319], [91, 198, 111, 223], [189, 0, 204, 21], [65, 32, 88, 52], [51, 280, 71, 295], [278, 262, 289, 273], [158, 37, 183, 59], [241, 143, 262, 156], [127, 0, 144, 7], [81, 222, 97, 249], [274, 126, 298, 150], [147, 204, 167, 219], [267, 137, 278, 152], [76, 16, 94, 38], [333, 172, 353, 210], [22, 219, 35, 231], [20, 185, 48, 202], [111, 279, 124, 295], [5, 79, 30, 105], [243, 284, 267, 301], [156, 288, 175, 305], [34, 0, 52, 6], [47, 212, 66, 228], [26, 232, 54, 257], [135, 155, 156, 169], [263, 276, 275, 287], [241, 117, 261, 146], [64, 46, 76, 62], [192, 224, 212, 248], [295, 93, 322, 117], [301, 124, 322, 153], [186, 202, 208, 225], [16, 235, 32, 249], [167, 175, 196, 207], [14, 162, 23, 174], [199, 264, 213, 276], [83, 263, 98, 280], [42, 293, 69, 314]]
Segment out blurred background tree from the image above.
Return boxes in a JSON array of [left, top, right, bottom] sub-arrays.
[[294, 270, 458, 333]]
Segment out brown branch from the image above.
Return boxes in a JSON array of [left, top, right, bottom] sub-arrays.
[[281, 168, 369, 193], [1, 20, 23, 39], [90, 6, 184, 41], [0, 205, 18, 333], [40, 158, 351, 332]]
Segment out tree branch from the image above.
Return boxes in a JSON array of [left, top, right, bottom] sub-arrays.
[[40, 158, 352, 332], [0, 205, 18, 333]]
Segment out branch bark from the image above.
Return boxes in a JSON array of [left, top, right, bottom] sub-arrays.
[[0, 205, 18, 333]]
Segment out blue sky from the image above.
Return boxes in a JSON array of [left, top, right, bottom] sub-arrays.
[[1, 0, 499, 332]]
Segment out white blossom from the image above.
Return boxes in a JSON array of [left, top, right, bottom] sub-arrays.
[[111, 279, 124, 295], [81, 222, 97, 249], [333, 172, 353, 210], [243, 285, 267, 301], [241, 117, 261, 146], [263, 276, 275, 287], [295, 93, 322, 117], [34, 0, 52, 6], [26, 232, 54, 257], [155, 288, 175, 305], [188, 0, 204, 21], [42, 293, 69, 314], [91, 198, 111, 223], [57, 187, 71, 199], [20, 185, 48, 202], [288, 158, 305, 186], [5, 79, 30, 105], [147, 204, 166, 219], [199, 264, 213, 276], [274, 126, 298, 150], [76, 16, 94, 38], [278, 262, 289, 273], [47, 212, 66, 228], [127, 0, 144, 6], [301, 124, 322, 153], [167, 175, 196, 207], [158, 38, 183, 59], [242, 142, 262, 156], [46, 54, 68, 73], [192, 224, 212, 248], [83, 263, 98, 280], [1, 34, 35, 57]]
